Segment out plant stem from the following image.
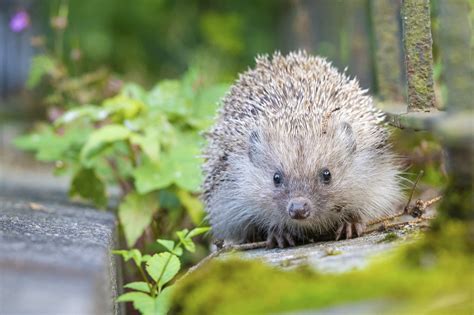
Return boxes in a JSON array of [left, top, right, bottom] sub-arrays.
[[137, 264, 154, 297], [404, 170, 424, 213], [127, 140, 138, 167], [106, 158, 132, 196]]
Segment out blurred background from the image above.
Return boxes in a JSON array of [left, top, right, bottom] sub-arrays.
[[1, 0, 410, 118], [0, 0, 455, 262]]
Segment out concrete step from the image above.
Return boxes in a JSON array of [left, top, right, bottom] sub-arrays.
[[0, 182, 120, 315]]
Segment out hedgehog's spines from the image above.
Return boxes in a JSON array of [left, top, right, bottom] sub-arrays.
[[202, 51, 402, 243]]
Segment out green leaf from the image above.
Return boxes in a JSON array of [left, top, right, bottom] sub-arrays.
[[80, 124, 131, 164], [69, 168, 107, 208], [132, 131, 202, 194], [121, 83, 148, 103], [55, 105, 107, 126], [189, 83, 228, 129], [132, 160, 174, 194], [145, 253, 181, 287], [156, 239, 175, 252], [117, 287, 174, 315], [130, 127, 160, 162], [148, 80, 188, 116], [14, 125, 90, 162], [176, 229, 195, 253], [168, 132, 203, 192], [27, 55, 55, 88], [119, 192, 159, 247], [176, 190, 204, 225], [14, 130, 65, 161], [155, 286, 175, 315], [112, 249, 142, 266], [103, 94, 146, 121], [117, 292, 155, 315], [157, 239, 183, 256], [124, 281, 150, 293], [171, 246, 183, 257], [188, 226, 211, 239]]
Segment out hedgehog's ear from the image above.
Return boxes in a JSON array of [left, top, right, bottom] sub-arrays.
[[248, 130, 264, 165], [339, 122, 357, 153]]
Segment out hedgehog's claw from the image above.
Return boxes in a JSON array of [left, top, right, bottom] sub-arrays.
[[335, 221, 365, 241], [266, 231, 296, 248]]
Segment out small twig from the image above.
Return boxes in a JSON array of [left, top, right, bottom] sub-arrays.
[[183, 241, 267, 278], [408, 195, 442, 218], [423, 195, 443, 208], [367, 194, 443, 227], [367, 211, 405, 226], [404, 170, 424, 213], [364, 218, 429, 235]]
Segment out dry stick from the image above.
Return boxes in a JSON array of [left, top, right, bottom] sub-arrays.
[[364, 218, 427, 234], [366, 211, 405, 226], [410, 195, 443, 217], [364, 195, 442, 235]]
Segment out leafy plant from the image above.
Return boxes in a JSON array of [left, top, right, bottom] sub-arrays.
[[15, 69, 228, 247], [114, 227, 210, 315]]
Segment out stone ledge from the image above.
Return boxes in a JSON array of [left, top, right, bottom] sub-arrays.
[[0, 184, 119, 315], [234, 229, 414, 273]]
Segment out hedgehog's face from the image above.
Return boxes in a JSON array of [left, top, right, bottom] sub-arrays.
[[247, 121, 357, 224], [269, 167, 333, 221]]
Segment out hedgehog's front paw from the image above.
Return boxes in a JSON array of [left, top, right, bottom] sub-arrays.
[[335, 221, 365, 240], [266, 230, 296, 248]]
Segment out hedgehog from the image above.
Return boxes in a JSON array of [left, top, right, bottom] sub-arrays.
[[202, 51, 403, 248]]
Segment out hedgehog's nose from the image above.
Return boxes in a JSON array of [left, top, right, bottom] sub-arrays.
[[288, 198, 311, 220]]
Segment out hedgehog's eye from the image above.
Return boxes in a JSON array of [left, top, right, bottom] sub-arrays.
[[320, 168, 331, 184], [273, 172, 283, 187]]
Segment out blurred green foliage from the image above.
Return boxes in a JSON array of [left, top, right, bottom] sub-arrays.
[[391, 129, 446, 187], [36, 0, 287, 83], [15, 69, 228, 247]]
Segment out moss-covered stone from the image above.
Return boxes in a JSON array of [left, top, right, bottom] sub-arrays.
[[171, 222, 473, 315], [379, 232, 400, 243], [401, 0, 436, 112]]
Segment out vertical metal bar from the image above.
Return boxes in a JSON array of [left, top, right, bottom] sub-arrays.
[[401, 0, 436, 112]]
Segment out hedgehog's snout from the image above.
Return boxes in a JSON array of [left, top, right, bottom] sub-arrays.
[[287, 197, 312, 220]]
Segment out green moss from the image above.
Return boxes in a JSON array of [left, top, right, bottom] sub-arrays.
[[379, 232, 399, 243], [401, 0, 436, 111], [171, 222, 473, 314]]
